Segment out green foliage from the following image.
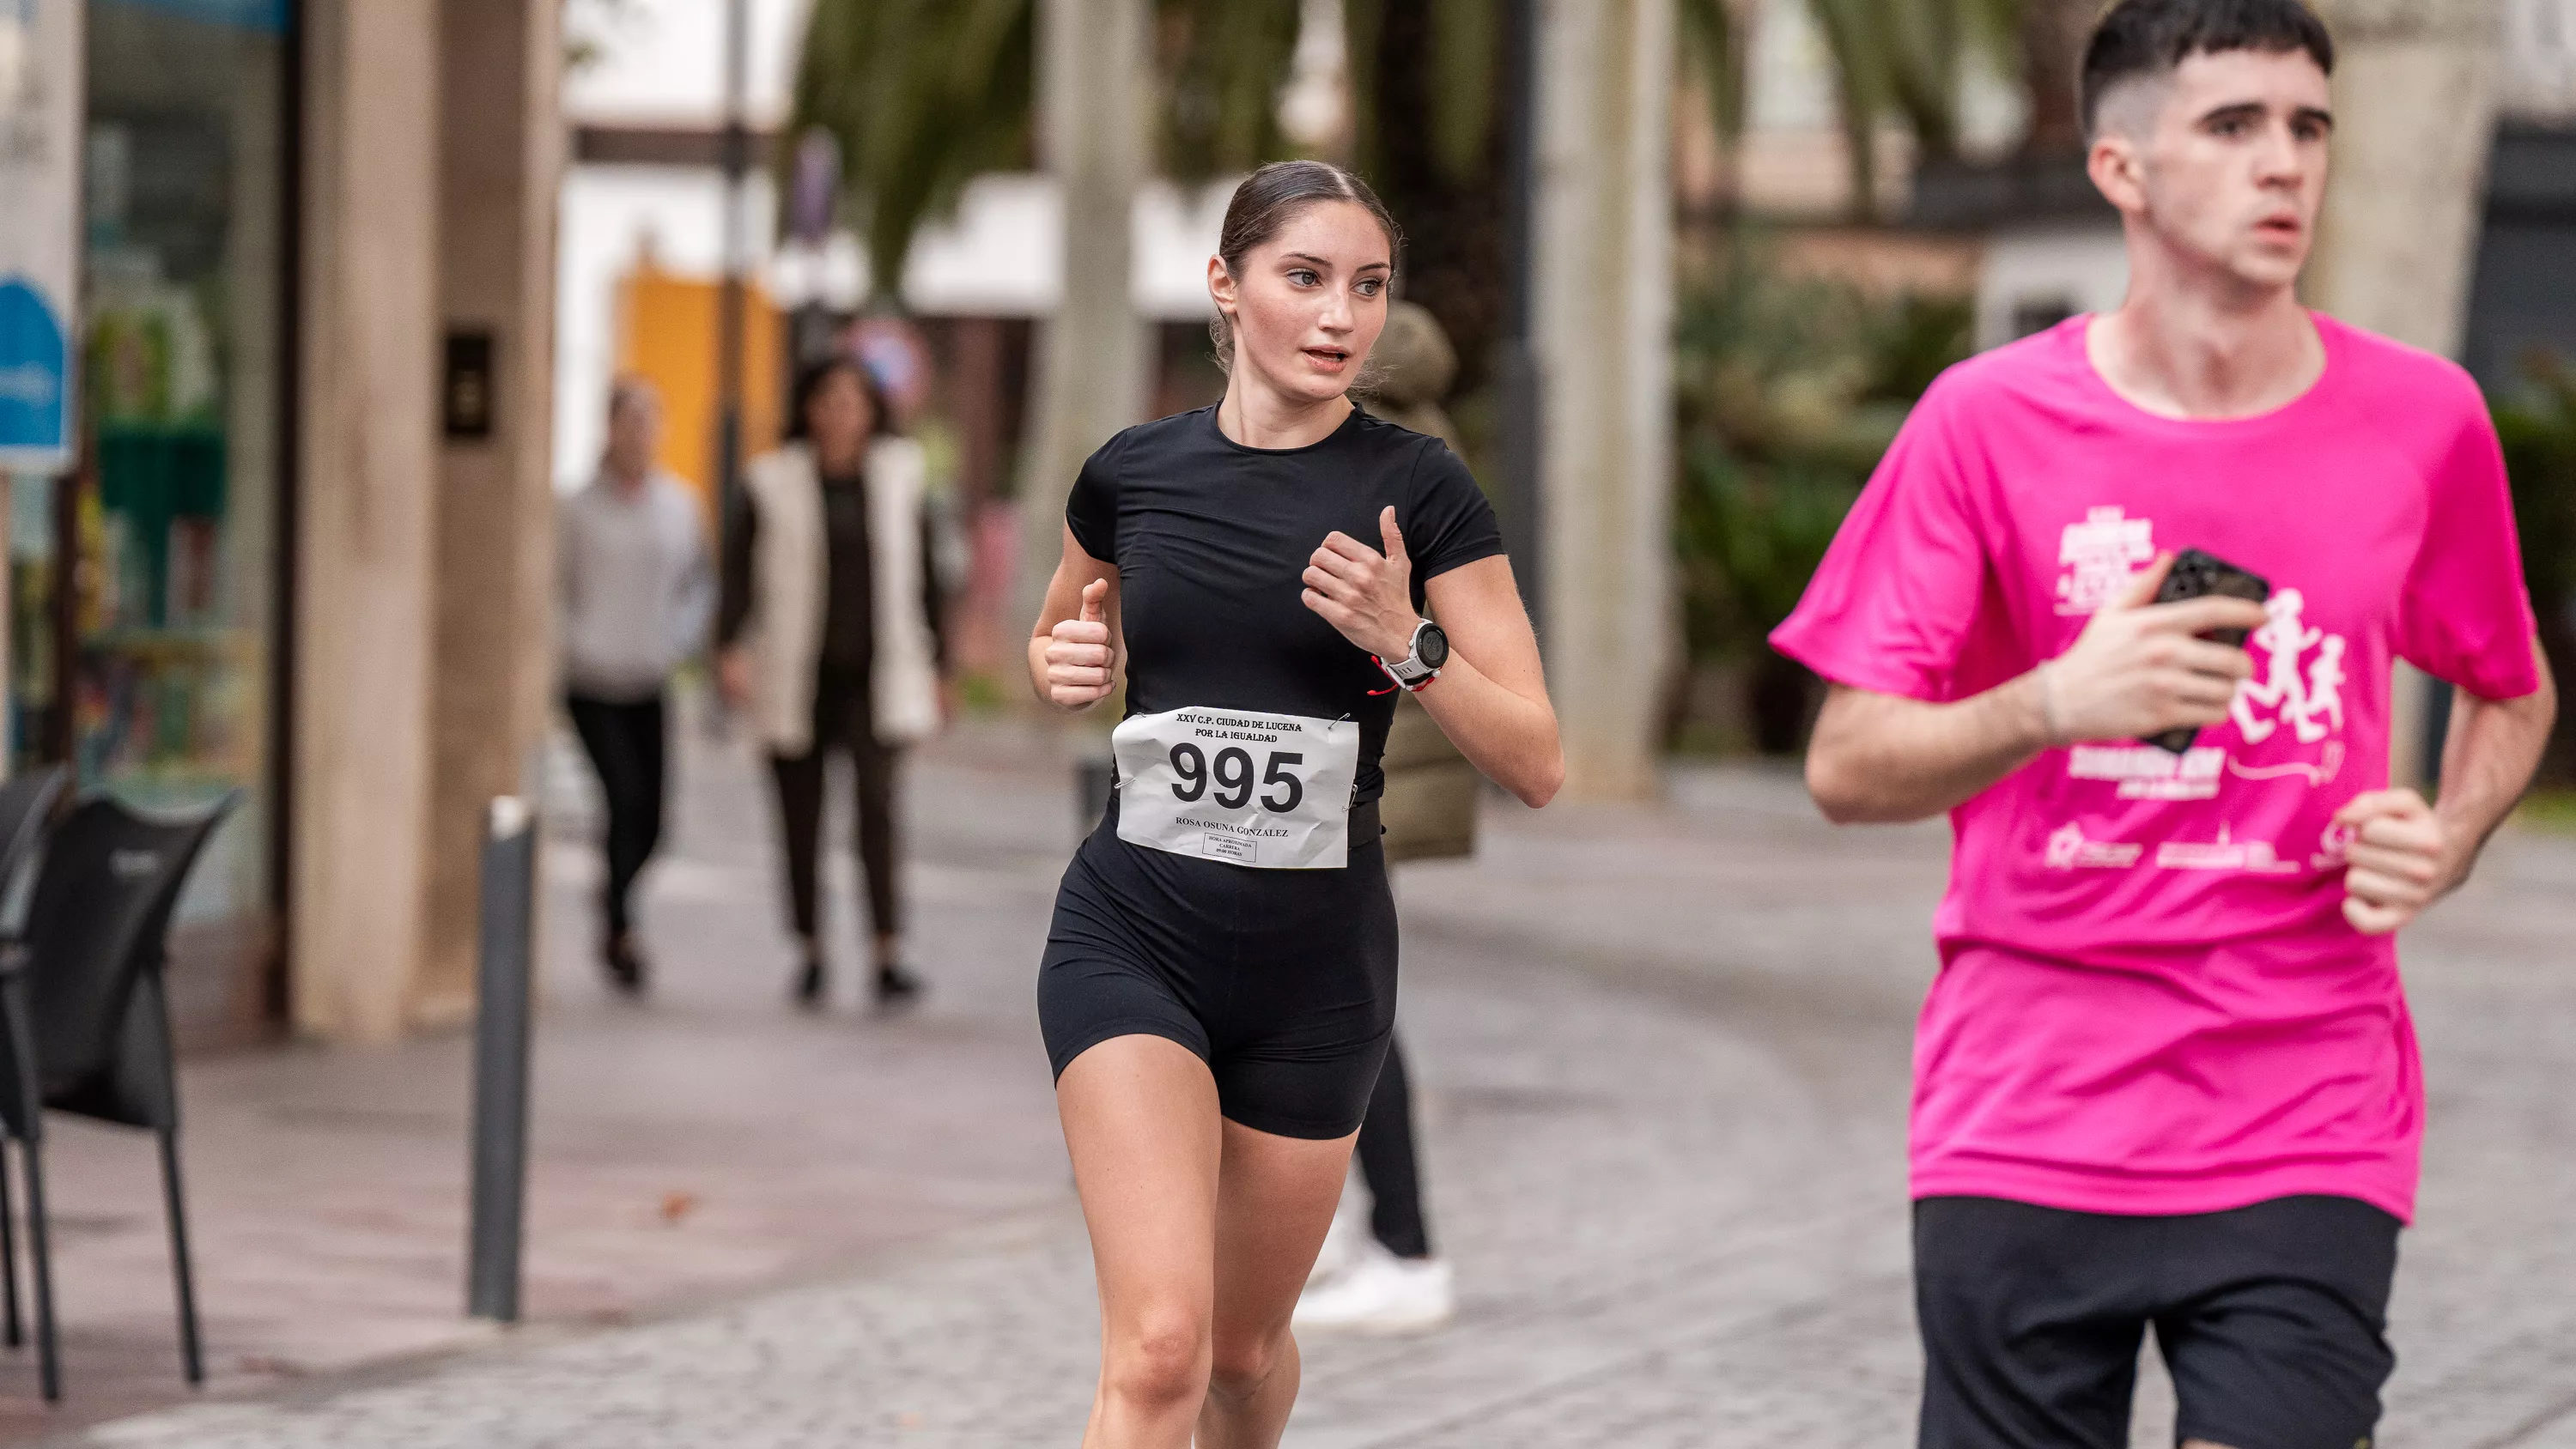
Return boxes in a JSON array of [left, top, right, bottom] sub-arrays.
[[2518, 788, 2576, 834], [1676, 0, 2024, 217], [2493, 352, 2576, 782], [787, 0, 2040, 299], [1672, 236, 1971, 660], [789, 0, 1317, 302], [1157, 0, 1303, 183], [1670, 238, 1969, 751], [2496, 355, 2576, 637], [789, 0, 1037, 300], [1345, 0, 1504, 190], [1676, 446, 1866, 658], [1344, 0, 1512, 398], [1424, 0, 1500, 183], [1676, 0, 1746, 144]]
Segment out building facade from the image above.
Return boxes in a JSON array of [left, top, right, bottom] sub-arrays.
[[8, 0, 562, 1049]]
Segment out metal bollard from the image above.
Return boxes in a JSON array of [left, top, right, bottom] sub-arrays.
[[467, 797, 538, 1322]]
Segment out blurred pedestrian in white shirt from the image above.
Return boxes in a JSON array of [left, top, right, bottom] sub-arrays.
[[559, 377, 712, 994]]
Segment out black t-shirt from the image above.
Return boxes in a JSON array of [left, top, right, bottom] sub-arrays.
[[817, 471, 877, 674], [1067, 404, 1505, 803]]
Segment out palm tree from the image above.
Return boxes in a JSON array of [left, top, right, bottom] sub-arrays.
[[1157, 0, 1304, 181], [792, 0, 2060, 294], [2013, 0, 2095, 158], [1677, 0, 2025, 217], [1346, 0, 1510, 392], [788, 0, 1038, 302], [789, 0, 1312, 306]]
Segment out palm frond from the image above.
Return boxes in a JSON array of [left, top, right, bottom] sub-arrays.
[[1676, 0, 1747, 144], [1953, 0, 2022, 52], [1791, 0, 2027, 213], [1881, 0, 1962, 157], [1803, 0, 1892, 216], [787, 0, 1037, 305], [1427, 0, 1498, 183], [1157, 0, 1303, 181], [1343, 0, 1387, 179]]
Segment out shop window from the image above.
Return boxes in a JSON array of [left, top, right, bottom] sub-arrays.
[[14, 0, 292, 1043]]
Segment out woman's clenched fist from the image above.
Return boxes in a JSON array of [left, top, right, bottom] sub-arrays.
[[1046, 577, 1117, 710]]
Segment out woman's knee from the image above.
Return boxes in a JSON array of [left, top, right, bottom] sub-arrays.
[[1104, 1311, 1210, 1409], [1206, 1325, 1290, 1404]]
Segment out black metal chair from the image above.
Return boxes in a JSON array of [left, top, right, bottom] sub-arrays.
[[0, 790, 238, 1401], [0, 766, 69, 1372], [0, 770, 69, 894]]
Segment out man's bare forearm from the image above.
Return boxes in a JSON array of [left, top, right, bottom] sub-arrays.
[[1799, 555, 2266, 826], [1807, 672, 2057, 824], [2430, 646, 2558, 888]]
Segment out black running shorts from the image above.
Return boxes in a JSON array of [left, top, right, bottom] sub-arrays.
[[1914, 1194, 2400, 1449], [1037, 797, 1396, 1140]]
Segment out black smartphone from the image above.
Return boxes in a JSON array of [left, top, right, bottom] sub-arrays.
[[2142, 547, 2270, 754]]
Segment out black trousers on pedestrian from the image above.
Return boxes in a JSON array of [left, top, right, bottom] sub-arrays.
[[1355, 1032, 1433, 1259], [566, 691, 667, 939], [769, 667, 903, 948]]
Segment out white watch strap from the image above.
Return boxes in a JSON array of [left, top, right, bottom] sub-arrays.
[[1386, 622, 1435, 681]]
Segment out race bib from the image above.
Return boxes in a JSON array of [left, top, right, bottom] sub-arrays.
[[1111, 706, 1360, 869]]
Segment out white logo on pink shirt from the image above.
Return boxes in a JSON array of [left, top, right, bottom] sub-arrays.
[[2231, 589, 2348, 747], [2048, 567, 2351, 876], [2055, 506, 2157, 615], [2227, 741, 2345, 789], [2152, 826, 2300, 874], [2066, 743, 2227, 800], [2044, 822, 2144, 870], [2310, 821, 2358, 870]]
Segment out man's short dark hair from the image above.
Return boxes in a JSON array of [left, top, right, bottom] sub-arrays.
[[2081, 0, 2336, 137]]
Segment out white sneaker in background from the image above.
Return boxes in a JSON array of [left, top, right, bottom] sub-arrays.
[[1305, 1173, 1369, 1287], [1307, 1211, 1364, 1288], [1292, 1247, 1455, 1335]]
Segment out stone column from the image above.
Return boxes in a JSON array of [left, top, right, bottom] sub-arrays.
[[1534, 0, 1678, 801], [2306, 0, 2501, 356], [1016, 0, 1152, 637], [2305, 0, 2502, 785], [291, 0, 443, 1044], [422, 0, 565, 1025]]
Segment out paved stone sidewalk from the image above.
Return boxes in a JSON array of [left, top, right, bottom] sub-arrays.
[[0, 711, 1086, 1440], [50, 761, 2576, 1447]]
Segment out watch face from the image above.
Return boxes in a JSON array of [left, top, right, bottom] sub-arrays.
[[1416, 622, 1449, 670]]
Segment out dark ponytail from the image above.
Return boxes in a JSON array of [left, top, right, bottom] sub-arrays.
[[1209, 161, 1402, 372]]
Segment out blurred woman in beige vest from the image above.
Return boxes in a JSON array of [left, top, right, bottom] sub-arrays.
[[717, 357, 948, 1009]]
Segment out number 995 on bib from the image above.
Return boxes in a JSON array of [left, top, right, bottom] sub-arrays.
[[1110, 706, 1362, 869]]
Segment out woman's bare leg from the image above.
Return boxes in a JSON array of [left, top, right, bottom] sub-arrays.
[[1060, 1036, 1363, 1449], [1060, 1035, 1224, 1449], [1198, 1119, 1358, 1448]]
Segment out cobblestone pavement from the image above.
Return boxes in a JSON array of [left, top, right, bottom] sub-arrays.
[[52, 746, 2576, 1448]]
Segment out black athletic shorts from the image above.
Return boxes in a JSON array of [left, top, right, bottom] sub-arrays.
[[1915, 1194, 2401, 1449], [1037, 797, 1395, 1140]]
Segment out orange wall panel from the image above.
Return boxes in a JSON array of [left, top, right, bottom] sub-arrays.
[[613, 265, 784, 520]]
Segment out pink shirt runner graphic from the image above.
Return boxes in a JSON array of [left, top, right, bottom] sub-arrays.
[[1771, 315, 2541, 1222]]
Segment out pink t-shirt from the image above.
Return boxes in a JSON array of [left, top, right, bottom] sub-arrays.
[[1771, 314, 2540, 1222]]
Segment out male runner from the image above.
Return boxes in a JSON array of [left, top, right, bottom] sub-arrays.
[[1773, 2, 2557, 1445]]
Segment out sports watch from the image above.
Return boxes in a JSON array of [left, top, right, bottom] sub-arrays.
[[1379, 619, 1449, 692]]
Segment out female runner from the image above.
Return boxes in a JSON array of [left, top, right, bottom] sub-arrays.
[[1029, 160, 1563, 1447]]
